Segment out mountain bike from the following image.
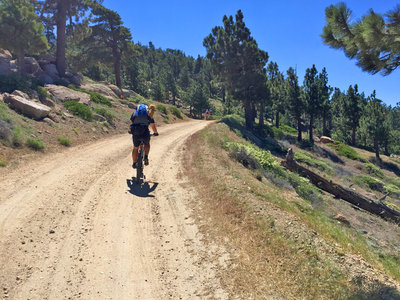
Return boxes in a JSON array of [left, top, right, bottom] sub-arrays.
[[135, 139, 146, 184], [135, 133, 158, 184]]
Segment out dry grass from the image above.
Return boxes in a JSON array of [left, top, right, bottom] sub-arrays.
[[183, 122, 400, 299], [183, 124, 355, 299]]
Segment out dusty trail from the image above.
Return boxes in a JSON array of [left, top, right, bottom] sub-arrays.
[[0, 120, 228, 299]]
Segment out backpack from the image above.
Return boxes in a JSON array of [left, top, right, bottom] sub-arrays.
[[131, 104, 149, 135]]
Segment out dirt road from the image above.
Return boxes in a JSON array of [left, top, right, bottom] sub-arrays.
[[0, 120, 228, 299]]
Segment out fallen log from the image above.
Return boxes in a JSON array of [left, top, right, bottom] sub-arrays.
[[281, 149, 400, 225]]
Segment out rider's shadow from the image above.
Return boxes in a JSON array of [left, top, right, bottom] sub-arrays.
[[126, 179, 159, 198]]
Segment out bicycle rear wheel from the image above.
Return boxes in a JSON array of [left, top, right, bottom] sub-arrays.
[[136, 146, 144, 183]]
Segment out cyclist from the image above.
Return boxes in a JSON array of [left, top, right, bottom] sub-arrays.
[[128, 104, 158, 169]]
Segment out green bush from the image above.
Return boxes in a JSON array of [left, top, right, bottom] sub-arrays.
[[37, 86, 50, 101], [169, 105, 183, 119], [58, 136, 71, 147], [353, 175, 384, 192], [26, 137, 45, 151], [0, 74, 36, 94], [63, 100, 93, 121], [280, 124, 298, 135], [330, 141, 360, 160], [294, 150, 334, 175], [0, 157, 6, 167], [156, 104, 168, 115], [12, 127, 24, 148], [94, 108, 114, 121], [363, 162, 384, 178]]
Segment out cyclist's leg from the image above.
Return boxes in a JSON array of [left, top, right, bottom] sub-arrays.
[[132, 135, 140, 165]]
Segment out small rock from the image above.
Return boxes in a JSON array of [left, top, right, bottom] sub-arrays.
[[49, 229, 55, 234], [334, 214, 350, 226]]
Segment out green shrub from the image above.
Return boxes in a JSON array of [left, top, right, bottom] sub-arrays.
[[37, 86, 50, 101], [169, 105, 183, 119], [294, 150, 334, 175], [353, 175, 384, 192], [156, 104, 168, 115], [73, 128, 79, 135], [272, 127, 284, 139], [363, 162, 384, 178], [94, 108, 114, 121], [0, 102, 11, 121], [384, 184, 400, 197], [0, 74, 36, 94], [330, 141, 359, 160], [26, 137, 45, 151], [63, 100, 93, 121], [12, 127, 24, 148], [280, 124, 298, 135], [58, 136, 71, 147], [0, 157, 6, 167], [225, 141, 321, 203]]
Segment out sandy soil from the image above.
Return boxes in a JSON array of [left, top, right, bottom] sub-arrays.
[[0, 120, 228, 299]]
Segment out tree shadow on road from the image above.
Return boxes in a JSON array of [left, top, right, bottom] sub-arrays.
[[126, 179, 159, 198]]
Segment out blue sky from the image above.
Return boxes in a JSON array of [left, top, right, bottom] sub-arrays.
[[103, 0, 400, 107]]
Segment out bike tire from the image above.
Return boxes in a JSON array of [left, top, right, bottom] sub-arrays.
[[136, 147, 144, 183]]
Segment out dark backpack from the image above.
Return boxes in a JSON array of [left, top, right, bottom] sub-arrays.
[[131, 104, 149, 135]]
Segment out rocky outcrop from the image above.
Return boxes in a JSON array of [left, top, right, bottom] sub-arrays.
[[24, 57, 42, 75], [107, 84, 122, 97], [11, 90, 30, 99], [320, 136, 334, 144], [45, 84, 91, 105], [0, 94, 4, 102], [3, 93, 51, 119], [0, 49, 12, 75], [80, 83, 118, 99]]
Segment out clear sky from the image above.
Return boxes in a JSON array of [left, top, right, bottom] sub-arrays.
[[103, 0, 400, 107]]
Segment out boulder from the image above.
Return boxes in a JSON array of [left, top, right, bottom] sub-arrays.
[[80, 83, 119, 99], [121, 88, 134, 98], [45, 84, 91, 105], [43, 64, 60, 80], [38, 53, 55, 68], [107, 84, 122, 97], [334, 214, 350, 226], [9, 60, 17, 73], [0, 61, 12, 75], [65, 72, 83, 86], [320, 136, 334, 144], [128, 102, 136, 109], [0, 119, 13, 141], [24, 57, 41, 75], [0, 94, 3, 102], [93, 113, 107, 122], [11, 90, 29, 99], [40, 97, 55, 107], [4, 94, 51, 119], [37, 73, 54, 85]]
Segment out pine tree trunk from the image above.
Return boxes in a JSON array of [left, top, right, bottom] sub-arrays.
[[309, 114, 314, 144], [244, 100, 253, 130], [275, 111, 280, 128], [322, 115, 327, 136], [351, 128, 356, 146], [112, 46, 122, 88], [17, 49, 25, 76], [222, 88, 225, 103], [56, 0, 67, 77], [374, 138, 380, 160], [297, 116, 302, 142], [259, 102, 265, 128]]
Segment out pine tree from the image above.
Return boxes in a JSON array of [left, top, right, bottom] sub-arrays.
[[90, 3, 132, 88], [343, 85, 363, 145], [286, 67, 303, 142], [322, 3, 400, 75], [303, 65, 321, 144], [317, 68, 332, 136], [359, 92, 390, 159], [0, 0, 48, 75], [204, 10, 268, 130], [267, 62, 286, 128]]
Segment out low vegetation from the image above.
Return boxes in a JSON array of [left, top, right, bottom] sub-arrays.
[[169, 105, 183, 119], [63, 100, 93, 121], [0, 157, 6, 167], [294, 150, 335, 175], [329, 141, 361, 161], [58, 136, 71, 147], [26, 137, 45, 151], [156, 104, 168, 115], [94, 107, 114, 121]]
